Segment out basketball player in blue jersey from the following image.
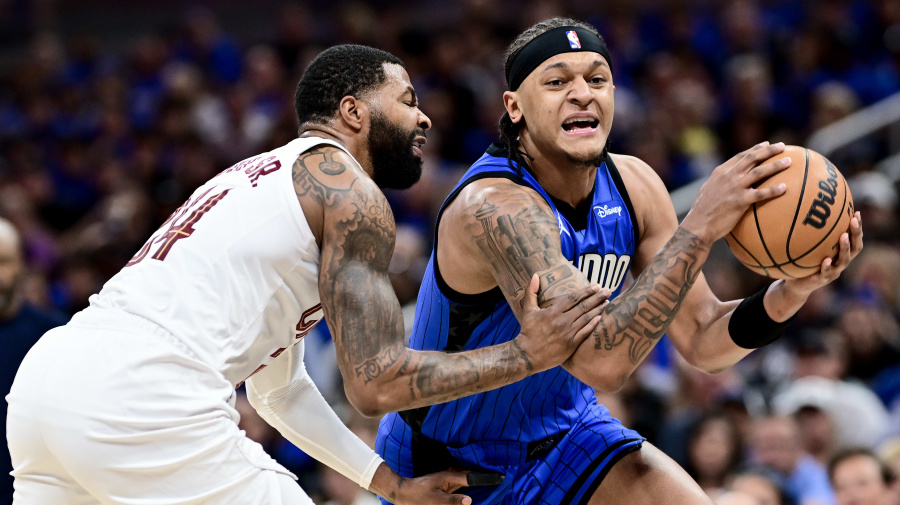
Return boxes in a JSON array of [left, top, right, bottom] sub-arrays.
[[376, 18, 864, 505]]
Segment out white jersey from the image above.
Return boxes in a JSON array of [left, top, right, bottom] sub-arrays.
[[86, 137, 341, 386]]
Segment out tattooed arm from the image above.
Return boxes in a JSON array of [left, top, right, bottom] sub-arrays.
[[616, 154, 750, 374], [619, 148, 863, 373], [439, 143, 795, 390], [294, 146, 604, 416], [440, 178, 709, 391]]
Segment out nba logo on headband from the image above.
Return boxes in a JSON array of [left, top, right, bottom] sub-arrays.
[[566, 30, 581, 49]]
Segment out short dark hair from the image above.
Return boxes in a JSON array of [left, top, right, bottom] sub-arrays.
[[295, 44, 404, 130], [828, 448, 896, 485], [498, 18, 605, 172]]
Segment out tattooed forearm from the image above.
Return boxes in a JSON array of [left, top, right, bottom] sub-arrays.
[[328, 260, 403, 376], [416, 354, 480, 399], [397, 339, 536, 407], [511, 339, 533, 372], [354, 346, 404, 384], [595, 227, 708, 363]]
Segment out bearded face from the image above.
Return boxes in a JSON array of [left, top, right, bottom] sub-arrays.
[[367, 109, 426, 190]]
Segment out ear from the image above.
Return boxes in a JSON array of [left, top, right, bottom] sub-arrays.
[[503, 91, 523, 124], [338, 95, 367, 132]]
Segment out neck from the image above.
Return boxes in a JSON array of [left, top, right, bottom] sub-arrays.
[[518, 137, 597, 208], [299, 126, 373, 176]]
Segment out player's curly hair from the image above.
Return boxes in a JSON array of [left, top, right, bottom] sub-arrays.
[[498, 18, 604, 173], [295, 44, 404, 131]]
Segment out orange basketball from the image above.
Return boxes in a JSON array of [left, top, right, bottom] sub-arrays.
[[725, 145, 854, 279]]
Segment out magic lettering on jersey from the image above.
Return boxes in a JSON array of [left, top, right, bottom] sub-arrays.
[[575, 252, 631, 292]]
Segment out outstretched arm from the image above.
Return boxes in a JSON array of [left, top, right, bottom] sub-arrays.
[[294, 146, 605, 416], [625, 153, 864, 373]]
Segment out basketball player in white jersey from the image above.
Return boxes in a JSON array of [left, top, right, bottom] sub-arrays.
[[6, 45, 609, 505]]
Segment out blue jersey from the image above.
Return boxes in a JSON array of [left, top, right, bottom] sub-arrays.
[[394, 144, 638, 449]]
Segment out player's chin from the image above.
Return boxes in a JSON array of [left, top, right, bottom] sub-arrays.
[[560, 143, 606, 165]]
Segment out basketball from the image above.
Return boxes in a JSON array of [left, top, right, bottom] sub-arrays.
[[725, 145, 854, 279]]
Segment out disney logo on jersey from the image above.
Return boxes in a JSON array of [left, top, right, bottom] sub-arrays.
[[575, 252, 631, 292], [594, 201, 623, 221]]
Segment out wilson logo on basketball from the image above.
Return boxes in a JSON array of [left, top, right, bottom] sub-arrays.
[[725, 145, 853, 280], [802, 160, 839, 229]]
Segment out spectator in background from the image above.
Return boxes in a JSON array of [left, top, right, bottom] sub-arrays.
[[750, 415, 837, 505], [715, 490, 766, 505], [319, 464, 381, 505], [880, 440, 900, 492], [773, 329, 892, 454], [845, 172, 899, 244], [728, 466, 798, 505], [836, 296, 900, 384], [828, 448, 898, 505], [686, 414, 745, 494], [657, 356, 746, 468], [0, 217, 68, 505]]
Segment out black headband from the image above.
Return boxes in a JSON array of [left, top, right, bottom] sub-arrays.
[[505, 26, 612, 91]]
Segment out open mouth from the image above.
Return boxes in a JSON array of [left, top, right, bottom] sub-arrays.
[[561, 117, 600, 133], [411, 136, 426, 158]]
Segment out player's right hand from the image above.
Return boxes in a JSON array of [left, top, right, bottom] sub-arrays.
[[515, 274, 608, 373], [391, 469, 473, 505], [682, 141, 790, 244]]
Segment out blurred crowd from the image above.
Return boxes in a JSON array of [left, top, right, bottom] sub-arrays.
[[1, 0, 900, 504]]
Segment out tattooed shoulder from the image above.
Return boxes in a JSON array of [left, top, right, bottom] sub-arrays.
[[292, 145, 361, 206]]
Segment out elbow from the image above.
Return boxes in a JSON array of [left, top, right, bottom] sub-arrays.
[[591, 374, 629, 394], [681, 348, 726, 375], [580, 367, 631, 394], [350, 400, 388, 418], [344, 384, 394, 418]]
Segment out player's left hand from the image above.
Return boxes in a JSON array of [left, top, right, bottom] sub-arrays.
[[784, 211, 863, 294]]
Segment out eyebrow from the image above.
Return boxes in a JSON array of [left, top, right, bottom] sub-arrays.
[[540, 59, 609, 74], [404, 86, 418, 104]]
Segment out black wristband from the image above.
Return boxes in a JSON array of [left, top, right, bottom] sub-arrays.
[[728, 287, 796, 349]]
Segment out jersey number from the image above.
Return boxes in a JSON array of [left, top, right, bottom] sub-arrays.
[[126, 187, 231, 266]]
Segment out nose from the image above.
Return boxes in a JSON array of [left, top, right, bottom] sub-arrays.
[[568, 77, 592, 105], [418, 110, 431, 132]]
